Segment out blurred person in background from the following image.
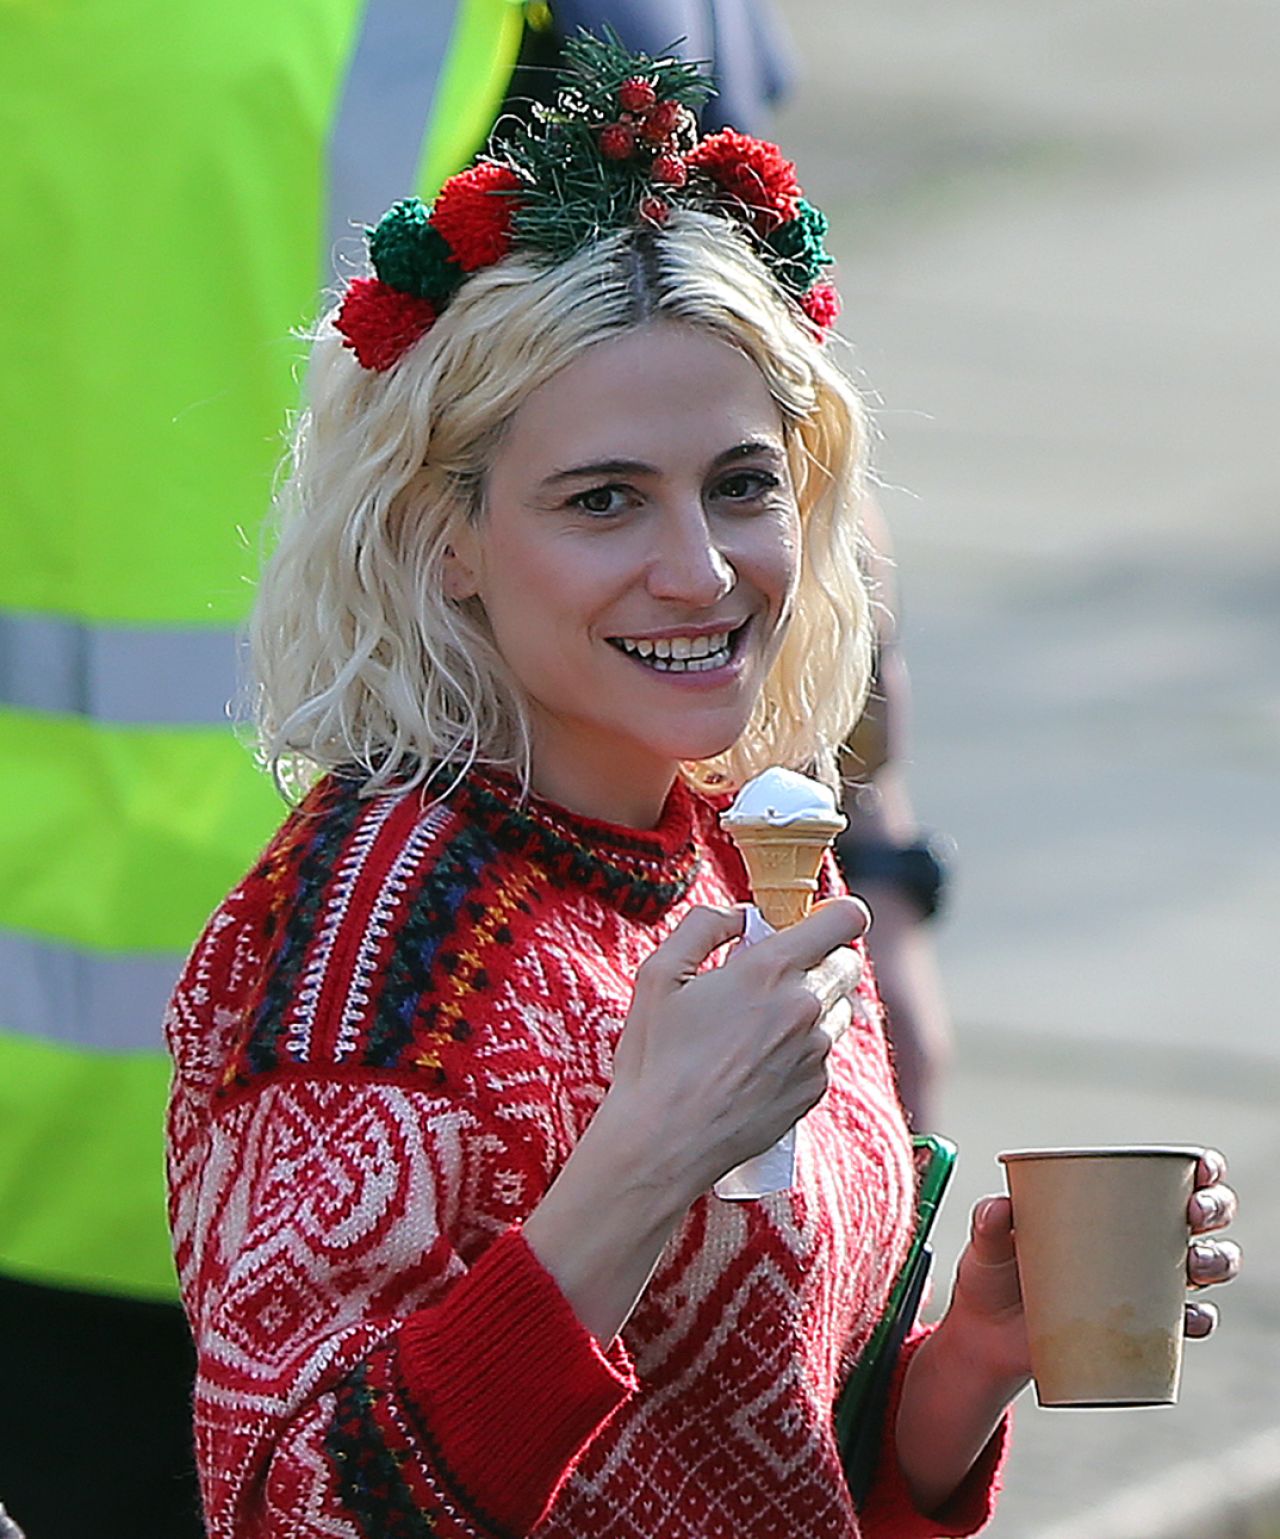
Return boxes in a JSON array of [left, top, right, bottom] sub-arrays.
[[508, 0, 795, 133], [0, 4, 821, 1535], [0, 4, 521, 1535], [836, 499, 954, 1131]]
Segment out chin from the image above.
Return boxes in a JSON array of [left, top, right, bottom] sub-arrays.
[[647, 726, 744, 766]]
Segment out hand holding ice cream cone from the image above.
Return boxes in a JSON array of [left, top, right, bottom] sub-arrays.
[[714, 767, 852, 1200]]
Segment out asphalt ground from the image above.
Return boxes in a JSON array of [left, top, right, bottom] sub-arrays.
[[772, 3, 1280, 1533]]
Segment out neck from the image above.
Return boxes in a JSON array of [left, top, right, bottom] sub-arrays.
[[527, 726, 679, 830]]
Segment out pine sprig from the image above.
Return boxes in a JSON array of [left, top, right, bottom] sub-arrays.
[[498, 28, 716, 261], [557, 28, 714, 117]]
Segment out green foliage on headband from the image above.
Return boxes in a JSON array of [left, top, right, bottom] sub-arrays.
[[499, 28, 716, 261], [369, 200, 466, 301], [763, 199, 833, 295]]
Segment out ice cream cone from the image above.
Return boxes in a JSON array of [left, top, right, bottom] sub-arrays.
[[727, 817, 847, 929]]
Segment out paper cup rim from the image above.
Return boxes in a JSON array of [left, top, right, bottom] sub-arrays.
[[998, 1145, 1203, 1164]]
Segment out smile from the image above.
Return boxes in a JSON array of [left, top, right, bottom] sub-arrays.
[[607, 624, 744, 673]]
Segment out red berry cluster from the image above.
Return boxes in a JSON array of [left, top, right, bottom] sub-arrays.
[[618, 76, 656, 113], [599, 78, 693, 197]]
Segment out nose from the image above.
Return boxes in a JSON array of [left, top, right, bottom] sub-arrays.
[[645, 499, 737, 606]]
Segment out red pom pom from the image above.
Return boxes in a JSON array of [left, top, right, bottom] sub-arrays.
[[800, 280, 842, 334], [641, 99, 684, 145], [336, 278, 437, 371], [651, 153, 688, 187], [429, 161, 521, 272], [637, 195, 670, 226], [686, 129, 801, 234], [600, 122, 638, 160], [619, 76, 657, 113]]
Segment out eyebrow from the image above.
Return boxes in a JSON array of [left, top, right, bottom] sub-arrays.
[[539, 440, 786, 488]]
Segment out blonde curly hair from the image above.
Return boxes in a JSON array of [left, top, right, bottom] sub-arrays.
[[250, 211, 873, 804]]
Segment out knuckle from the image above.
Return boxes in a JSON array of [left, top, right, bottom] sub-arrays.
[[634, 951, 663, 987]]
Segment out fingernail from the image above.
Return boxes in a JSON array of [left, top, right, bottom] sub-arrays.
[[1191, 1242, 1224, 1282]]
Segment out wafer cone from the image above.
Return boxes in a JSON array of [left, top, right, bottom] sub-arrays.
[[727, 818, 846, 929]]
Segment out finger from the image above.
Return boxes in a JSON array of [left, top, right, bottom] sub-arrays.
[[968, 1195, 1017, 1266], [638, 905, 746, 990], [764, 897, 870, 972], [805, 945, 864, 1015], [1196, 1148, 1227, 1189], [1188, 1237, 1243, 1289], [813, 893, 873, 932], [814, 996, 853, 1048], [1188, 1182, 1238, 1234], [1185, 1299, 1219, 1339]]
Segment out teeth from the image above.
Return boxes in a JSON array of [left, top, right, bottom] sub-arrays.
[[612, 629, 736, 672]]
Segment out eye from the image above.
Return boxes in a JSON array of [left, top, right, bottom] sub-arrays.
[[714, 469, 782, 502], [568, 483, 632, 516]]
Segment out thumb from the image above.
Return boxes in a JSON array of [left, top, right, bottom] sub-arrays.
[[954, 1195, 1024, 1321], [968, 1195, 1016, 1266], [637, 904, 747, 993]]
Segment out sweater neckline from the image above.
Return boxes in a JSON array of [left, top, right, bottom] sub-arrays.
[[460, 769, 708, 922]]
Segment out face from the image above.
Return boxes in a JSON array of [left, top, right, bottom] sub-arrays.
[[444, 324, 801, 825]]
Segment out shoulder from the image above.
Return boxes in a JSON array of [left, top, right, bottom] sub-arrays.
[[179, 773, 520, 1104]]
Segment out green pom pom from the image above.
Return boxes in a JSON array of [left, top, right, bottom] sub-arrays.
[[764, 199, 832, 295], [369, 199, 465, 301]]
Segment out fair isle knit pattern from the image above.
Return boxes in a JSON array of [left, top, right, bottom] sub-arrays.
[[166, 770, 1003, 1539]]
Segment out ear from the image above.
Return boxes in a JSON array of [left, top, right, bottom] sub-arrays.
[[441, 528, 482, 601]]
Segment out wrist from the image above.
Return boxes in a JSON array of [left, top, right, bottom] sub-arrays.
[[589, 1085, 713, 1219], [923, 1304, 1031, 1408], [895, 1319, 1023, 1518], [521, 1090, 699, 1346], [834, 830, 951, 920]]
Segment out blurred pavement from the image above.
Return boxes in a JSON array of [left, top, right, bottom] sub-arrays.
[[774, 3, 1280, 1534]]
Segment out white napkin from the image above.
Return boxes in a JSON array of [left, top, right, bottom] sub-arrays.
[[713, 905, 799, 1201]]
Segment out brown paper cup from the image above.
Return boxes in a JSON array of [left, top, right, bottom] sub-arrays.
[[999, 1146, 1199, 1408]]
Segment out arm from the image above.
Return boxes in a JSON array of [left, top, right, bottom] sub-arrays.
[[523, 899, 870, 1344], [891, 1152, 1243, 1520], [183, 1079, 635, 1539], [181, 901, 871, 1537], [839, 496, 953, 1130]]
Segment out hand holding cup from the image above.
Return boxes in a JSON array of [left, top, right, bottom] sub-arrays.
[[958, 1145, 1241, 1407]]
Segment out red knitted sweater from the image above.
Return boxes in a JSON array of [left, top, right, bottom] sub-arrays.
[[165, 769, 1005, 1538]]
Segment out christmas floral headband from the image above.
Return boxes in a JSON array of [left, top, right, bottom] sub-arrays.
[[336, 31, 841, 372]]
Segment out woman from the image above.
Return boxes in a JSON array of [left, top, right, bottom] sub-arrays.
[[166, 34, 1240, 1539]]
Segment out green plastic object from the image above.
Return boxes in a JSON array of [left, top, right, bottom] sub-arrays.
[[836, 1133, 958, 1508]]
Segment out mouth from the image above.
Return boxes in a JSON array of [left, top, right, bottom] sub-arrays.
[[606, 622, 747, 674]]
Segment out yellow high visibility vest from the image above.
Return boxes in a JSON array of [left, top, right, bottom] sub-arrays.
[[0, 0, 523, 1300]]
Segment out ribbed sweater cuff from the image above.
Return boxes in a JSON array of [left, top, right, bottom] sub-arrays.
[[396, 1226, 636, 1535], [858, 1323, 1009, 1538]]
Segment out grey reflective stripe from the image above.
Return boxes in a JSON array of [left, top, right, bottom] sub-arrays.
[[0, 931, 183, 1052], [325, 0, 460, 271], [0, 613, 242, 726]]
